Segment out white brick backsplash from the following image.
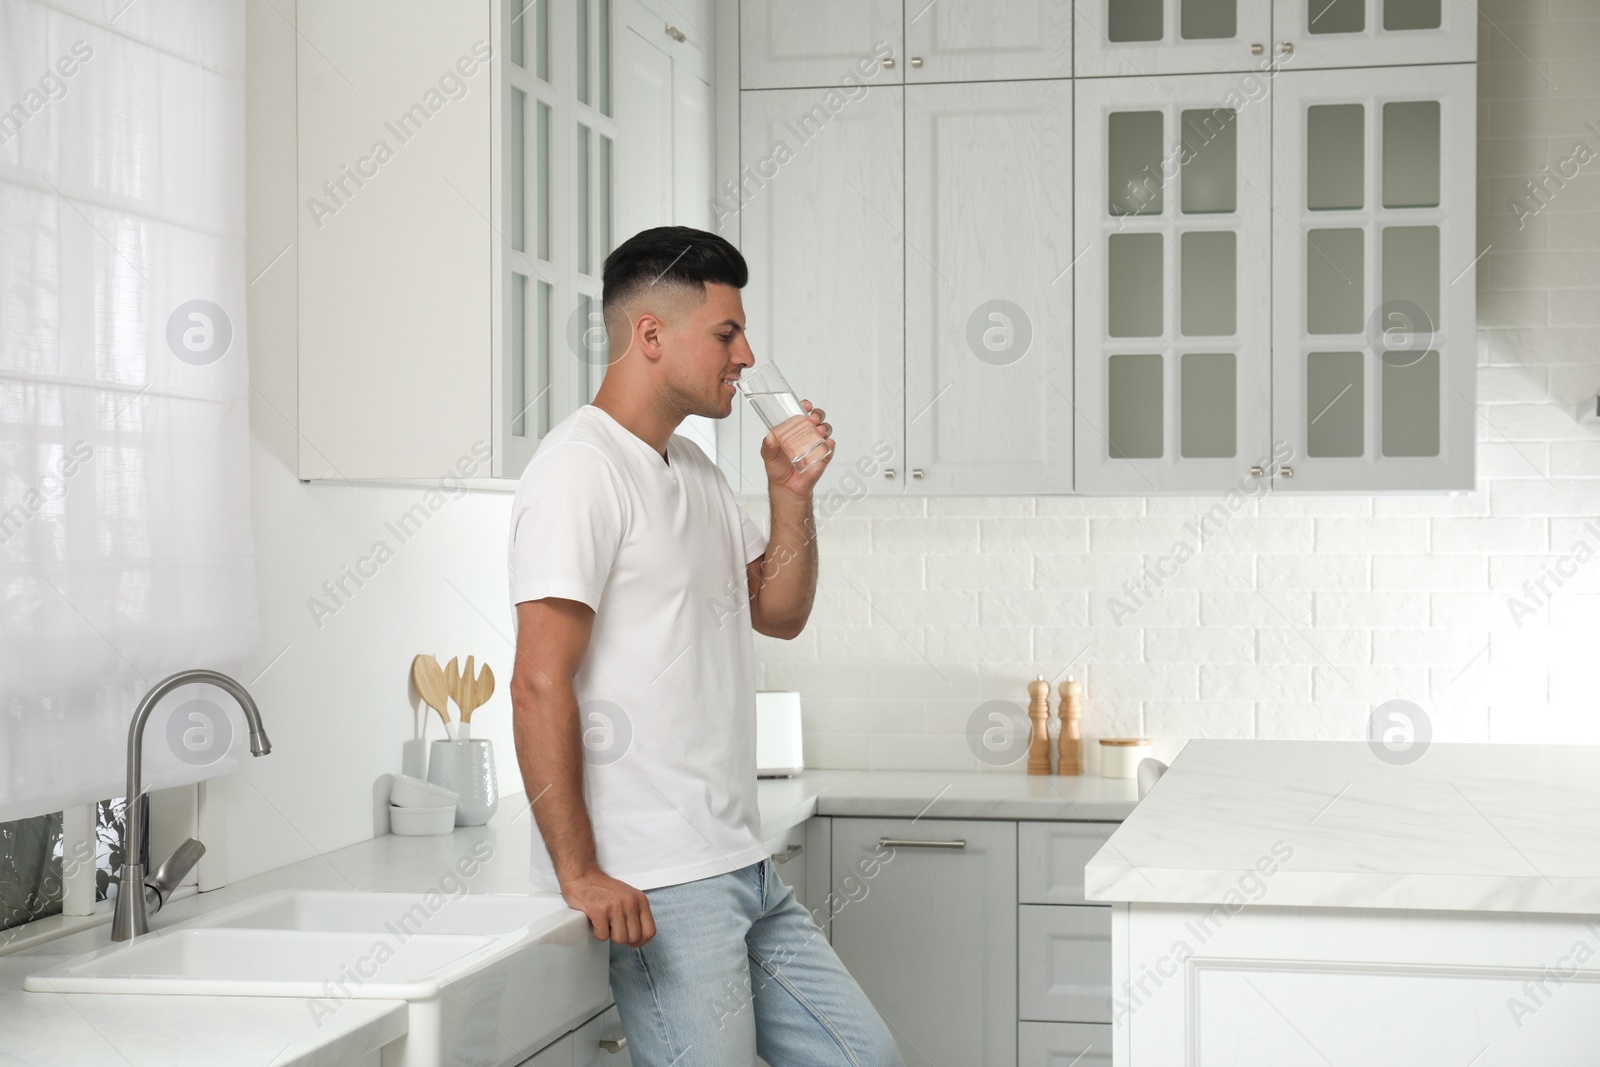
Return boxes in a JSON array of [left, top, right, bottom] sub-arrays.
[[925, 553, 1030, 589], [1258, 553, 1369, 590], [1315, 591, 1429, 628], [1431, 517, 1548, 553], [1202, 664, 1312, 703], [1314, 518, 1431, 554], [980, 516, 1089, 553], [1258, 627, 1369, 665], [1147, 626, 1254, 663], [1372, 554, 1489, 590], [1490, 553, 1600, 593], [755, 13, 1593, 761], [1089, 663, 1198, 701]]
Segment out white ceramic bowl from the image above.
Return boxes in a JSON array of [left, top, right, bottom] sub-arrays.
[[389, 802, 456, 836], [390, 774, 458, 808]]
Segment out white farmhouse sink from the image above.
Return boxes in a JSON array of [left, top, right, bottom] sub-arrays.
[[25, 892, 609, 1067]]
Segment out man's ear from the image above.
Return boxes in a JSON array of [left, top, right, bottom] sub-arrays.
[[633, 312, 666, 364]]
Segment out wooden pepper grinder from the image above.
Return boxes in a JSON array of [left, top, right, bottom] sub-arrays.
[[1027, 675, 1053, 775], [1057, 676, 1083, 776]]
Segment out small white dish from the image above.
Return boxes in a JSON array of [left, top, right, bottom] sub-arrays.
[[389, 801, 456, 836], [390, 773, 458, 808]]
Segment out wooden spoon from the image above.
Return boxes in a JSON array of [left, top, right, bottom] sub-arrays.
[[411, 654, 452, 730], [443, 656, 462, 719], [464, 660, 495, 723]]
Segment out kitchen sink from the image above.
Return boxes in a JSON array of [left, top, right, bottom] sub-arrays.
[[25, 891, 609, 1067]]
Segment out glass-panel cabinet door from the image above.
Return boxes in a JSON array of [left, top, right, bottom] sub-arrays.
[[1075, 0, 1273, 76], [904, 79, 1072, 494], [1271, 65, 1476, 491], [1271, 0, 1476, 69], [1074, 74, 1272, 494]]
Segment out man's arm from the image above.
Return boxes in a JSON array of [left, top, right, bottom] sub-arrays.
[[748, 401, 832, 640], [510, 597, 655, 946]]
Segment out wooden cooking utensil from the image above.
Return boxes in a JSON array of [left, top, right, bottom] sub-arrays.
[[443, 656, 462, 719], [411, 654, 452, 730], [464, 660, 494, 723]]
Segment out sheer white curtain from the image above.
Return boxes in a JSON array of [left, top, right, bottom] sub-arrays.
[[0, 0, 255, 822]]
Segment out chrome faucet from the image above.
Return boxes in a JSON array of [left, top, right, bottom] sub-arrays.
[[111, 669, 272, 942]]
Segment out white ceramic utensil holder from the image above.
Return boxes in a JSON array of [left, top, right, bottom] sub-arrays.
[[426, 739, 499, 826]]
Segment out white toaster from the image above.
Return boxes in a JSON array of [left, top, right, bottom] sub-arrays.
[[755, 690, 805, 778]]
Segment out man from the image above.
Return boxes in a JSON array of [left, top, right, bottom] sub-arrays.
[[507, 226, 904, 1066]]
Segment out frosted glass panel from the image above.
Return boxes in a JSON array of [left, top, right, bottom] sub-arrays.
[[1382, 226, 1440, 333], [511, 274, 527, 437], [1109, 0, 1163, 42], [577, 294, 593, 402], [537, 281, 552, 432], [1309, 0, 1364, 33], [536, 0, 550, 81], [1181, 109, 1237, 214], [1385, 0, 1441, 30], [1181, 231, 1236, 336], [537, 102, 551, 260], [1382, 350, 1439, 456], [577, 0, 591, 105], [510, 0, 526, 66], [1182, 0, 1237, 39], [1109, 233, 1164, 338], [600, 135, 613, 256], [1307, 351, 1364, 457], [1307, 105, 1364, 210], [1108, 354, 1164, 459], [599, 0, 612, 116], [577, 124, 592, 275], [1382, 101, 1440, 208], [510, 90, 526, 252], [1181, 353, 1237, 458], [1306, 229, 1364, 335], [1109, 112, 1164, 216]]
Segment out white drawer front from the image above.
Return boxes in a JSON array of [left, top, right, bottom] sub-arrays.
[[1019, 1022, 1113, 1066], [1019, 905, 1113, 1024], [1019, 822, 1117, 906]]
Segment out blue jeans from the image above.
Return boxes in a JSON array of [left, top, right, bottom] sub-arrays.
[[607, 858, 905, 1067]]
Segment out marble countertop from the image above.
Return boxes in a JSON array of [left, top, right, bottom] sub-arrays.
[[1085, 739, 1600, 915], [1, 766, 1122, 1066]]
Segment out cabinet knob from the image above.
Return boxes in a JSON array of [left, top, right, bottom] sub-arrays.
[[1250, 465, 1264, 478], [1251, 42, 1264, 55], [599, 1036, 628, 1053], [884, 467, 897, 479], [1279, 465, 1295, 478], [1278, 40, 1294, 54], [910, 56, 923, 68], [882, 57, 895, 68], [665, 24, 686, 42], [911, 468, 924, 479]]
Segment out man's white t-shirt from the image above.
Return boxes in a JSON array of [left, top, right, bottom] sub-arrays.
[[507, 404, 770, 892]]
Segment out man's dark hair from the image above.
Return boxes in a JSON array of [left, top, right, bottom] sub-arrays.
[[601, 226, 748, 327]]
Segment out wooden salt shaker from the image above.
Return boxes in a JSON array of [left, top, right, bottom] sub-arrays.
[[1057, 676, 1083, 776], [1027, 676, 1052, 775]]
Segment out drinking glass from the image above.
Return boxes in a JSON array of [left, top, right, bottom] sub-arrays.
[[737, 361, 829, 471]]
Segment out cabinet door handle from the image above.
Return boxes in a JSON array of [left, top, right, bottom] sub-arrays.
[[665, 25, 686, 42], [884, 467, 897, 479], [879, 837, 966, 849], [1250, 465, 1264, 477], [911, 468, 924, 479], [1278, 40, 1294, 55], [1279, 465, 1295, 478], [882, 57, 895, 68], [910, 57, 923, 67], [599, 1036, 628, 1053], [1251, 42, 1264, 54], [771, 844, 803, 863]]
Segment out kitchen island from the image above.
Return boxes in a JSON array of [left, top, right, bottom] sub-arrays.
[[1085, 739, 1600, 1066]]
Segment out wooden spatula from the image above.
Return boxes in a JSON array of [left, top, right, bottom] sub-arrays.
[[411, 655, 452, 731], [463, 659, 495, 723]]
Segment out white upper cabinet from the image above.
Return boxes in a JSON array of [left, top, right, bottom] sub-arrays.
[[1271, 0, 1477, 69], [905, 80, 1074, 493], [904, 0, 1072, 82], [736, 87, 906, 495], [1074, 74, 1272, 493], [740, 0, 902, 89], [1270, 64, 1476, 491], [1075, 0, 1274, 76]]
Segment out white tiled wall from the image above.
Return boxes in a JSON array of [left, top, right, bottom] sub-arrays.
[[750, 3, 1600, 772]]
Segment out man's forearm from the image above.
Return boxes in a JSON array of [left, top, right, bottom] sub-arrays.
[[512, 682, 600, 884], [756, 489, 819, 636]]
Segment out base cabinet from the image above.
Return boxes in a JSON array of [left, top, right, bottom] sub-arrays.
[[517, 1004, 631, 1067], [1020, 1022, 1114, 1066]]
